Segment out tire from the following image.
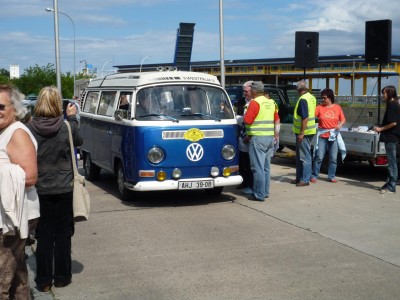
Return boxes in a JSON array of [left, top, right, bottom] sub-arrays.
[[205, 186, 223, 196], [83, 153, 101, 181], [117, 163, 131, 201]]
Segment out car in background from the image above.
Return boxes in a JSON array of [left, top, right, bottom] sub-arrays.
[[225, 85, 243, 107]]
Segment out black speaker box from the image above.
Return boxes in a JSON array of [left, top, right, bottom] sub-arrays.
[[295, 31, 319, 68], [365, 19, 392, 64]]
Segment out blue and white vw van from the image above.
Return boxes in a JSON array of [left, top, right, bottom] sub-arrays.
[[79, 71, 242, 200]]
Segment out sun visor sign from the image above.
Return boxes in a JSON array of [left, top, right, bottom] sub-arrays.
[[183, 128, 205, 142]]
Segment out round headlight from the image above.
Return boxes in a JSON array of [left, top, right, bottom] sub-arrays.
[[222, 144, 235, 160], [147, 147, 165, 164]]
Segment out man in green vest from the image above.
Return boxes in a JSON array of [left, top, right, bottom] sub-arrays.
[[291, 80, 316, 186], [244, 81, 280, 201]]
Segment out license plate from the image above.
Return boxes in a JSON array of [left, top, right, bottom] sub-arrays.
[[178, 180, 214, 190]]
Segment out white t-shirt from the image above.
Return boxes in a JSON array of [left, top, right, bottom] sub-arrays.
[[0, 121, 40, 230]]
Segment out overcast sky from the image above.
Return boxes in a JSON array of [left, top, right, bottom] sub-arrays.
[[1, 0, 399, 94]]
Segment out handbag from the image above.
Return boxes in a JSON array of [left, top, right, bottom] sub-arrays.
[[65, 121, 90, 222]]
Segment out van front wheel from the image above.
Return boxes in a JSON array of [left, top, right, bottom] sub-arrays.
[[117, 163, 131, 201], [84, 153, 100, 181]]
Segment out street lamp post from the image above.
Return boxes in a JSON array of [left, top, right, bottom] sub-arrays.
[[80, 60, 87, 75], [47, 0, 62, 92], [139, 56, 151, 72], [46, 6, 76, 95], [219, 0, 225, 88], [101, 60, 113, 77]]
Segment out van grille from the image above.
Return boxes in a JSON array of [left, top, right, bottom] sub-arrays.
[[162, 129, 224, 140]]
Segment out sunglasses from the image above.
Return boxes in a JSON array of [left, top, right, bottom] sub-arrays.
[[0, 104, 10, 111]]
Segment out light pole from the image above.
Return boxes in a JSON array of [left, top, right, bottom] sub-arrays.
[[219, 0, 225, 88], [46, 7, 76, 95], [139, 56, 151, 72], [80, 60, 87, 75], [46, 0, 62, 92], [101, 60, 113, 76]]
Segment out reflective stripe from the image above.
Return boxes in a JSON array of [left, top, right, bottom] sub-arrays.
[[246, 96, 277, 136], [253, 120, 274, 125], [247, 128, 275, 133]]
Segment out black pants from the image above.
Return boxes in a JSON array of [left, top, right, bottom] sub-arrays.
[[35, 192, 74, 286], [239, 150, 254, 188]]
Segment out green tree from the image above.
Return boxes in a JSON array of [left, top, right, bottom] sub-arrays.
[[0, 68, 10, 84], [12, 64, 56, 96], [10, 64, 92, 99]]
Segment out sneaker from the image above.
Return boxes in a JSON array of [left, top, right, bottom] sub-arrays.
[[290, 179, 299, 184], [241, 187, 253, 195], [296, 181, 310, 187], [329, 179, 337, 183], [310, 178, 317, 183], [380, 189, 395, 194]]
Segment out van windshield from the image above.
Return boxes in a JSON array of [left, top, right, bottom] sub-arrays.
[[135, 85, 234, 121]]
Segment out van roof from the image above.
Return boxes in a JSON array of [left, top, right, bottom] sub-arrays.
[[87, 71, 221, 88]]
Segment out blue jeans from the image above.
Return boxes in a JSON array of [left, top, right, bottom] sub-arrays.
[[295, 134, 314, 183], [312, 137, 338, 180], [248, 135, 275, 199], [384, 142, 397, 192]]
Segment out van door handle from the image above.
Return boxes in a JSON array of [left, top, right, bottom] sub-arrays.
[[107, 130, 115, 135]]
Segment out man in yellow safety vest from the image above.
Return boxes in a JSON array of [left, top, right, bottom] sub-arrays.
[[291, 80, 316, 187], [244, 81, 280, 201]]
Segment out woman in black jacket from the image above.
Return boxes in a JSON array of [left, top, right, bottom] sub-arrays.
[[374, 85, 400, 194], [27, 86, 83, 292]]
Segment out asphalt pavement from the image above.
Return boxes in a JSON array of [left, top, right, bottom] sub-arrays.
[[26, 152, 400, 299]]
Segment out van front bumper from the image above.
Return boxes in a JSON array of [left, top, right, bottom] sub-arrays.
[[127, 175, 243, 192]]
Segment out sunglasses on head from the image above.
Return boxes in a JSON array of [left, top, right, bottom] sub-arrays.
[[0, 104, 10, 111]]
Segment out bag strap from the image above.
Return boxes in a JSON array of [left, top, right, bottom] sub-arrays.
[[64, 121, 79, 178]]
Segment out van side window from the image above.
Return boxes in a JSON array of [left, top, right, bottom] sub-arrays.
[[119, 92, 132, 110], [83, 91, 99, 113], [98, 91, 117, 116]]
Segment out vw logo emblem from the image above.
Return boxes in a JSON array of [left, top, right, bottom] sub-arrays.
[[186, 143, 204, 162]]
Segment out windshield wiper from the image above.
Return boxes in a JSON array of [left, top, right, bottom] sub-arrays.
[[180, 113, 221, 122], [136, 114, 179, 123]]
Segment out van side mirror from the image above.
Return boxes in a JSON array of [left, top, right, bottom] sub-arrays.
[[114, 109, 128, 121]]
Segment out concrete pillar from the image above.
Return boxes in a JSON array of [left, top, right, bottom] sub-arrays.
[[363, 77, 367, 95], [308, 77, 313, 90], [335, 77, 339, 95]]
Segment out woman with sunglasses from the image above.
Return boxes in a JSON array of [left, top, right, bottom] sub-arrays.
[[311, 88, 346, 183], [374, 85, 400, 194], [0, 84, 39, 299]]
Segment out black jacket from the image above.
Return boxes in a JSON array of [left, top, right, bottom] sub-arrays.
[[379, 101, 400, 143], [27, 115, 83, 195]]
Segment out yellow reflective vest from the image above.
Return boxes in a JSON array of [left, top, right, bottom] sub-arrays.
[[246, 95, 277, 136], [293, 92, 316, 135]]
